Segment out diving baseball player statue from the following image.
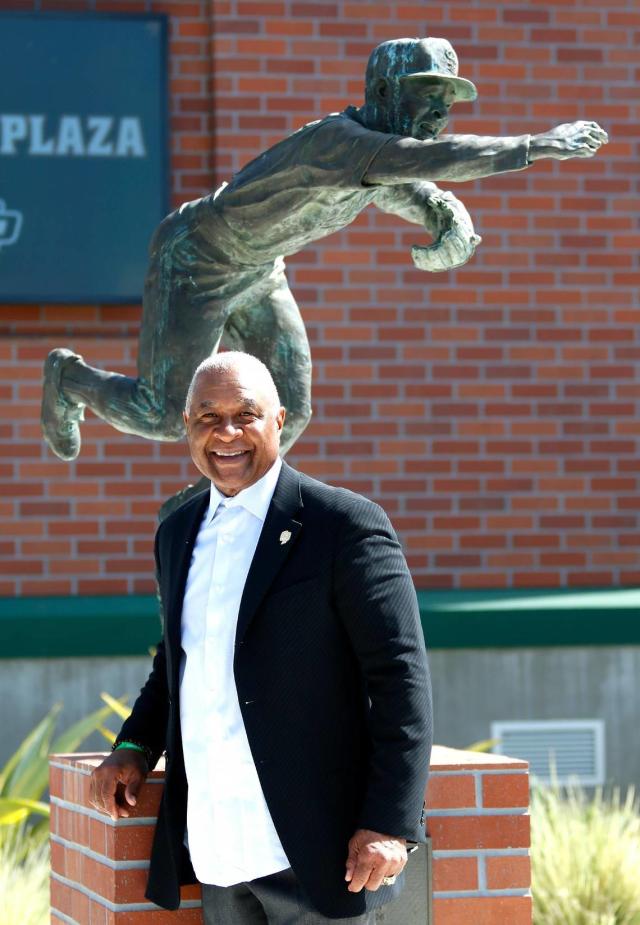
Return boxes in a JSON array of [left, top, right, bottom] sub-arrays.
[[42, 37, 607, 483]]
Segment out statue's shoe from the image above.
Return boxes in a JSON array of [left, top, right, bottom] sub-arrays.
[[41, 348, 85, 461]]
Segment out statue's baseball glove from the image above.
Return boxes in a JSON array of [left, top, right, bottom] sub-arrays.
[[412, 190, 482, 273]]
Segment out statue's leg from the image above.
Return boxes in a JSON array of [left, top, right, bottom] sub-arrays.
[[157, 270, 312, 519], [220, 269, 312, 455], [41, 208, 232, 460], [158, 270, 311, 520]]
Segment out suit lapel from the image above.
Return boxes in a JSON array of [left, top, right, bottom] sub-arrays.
[[235, 462, 303, 646]]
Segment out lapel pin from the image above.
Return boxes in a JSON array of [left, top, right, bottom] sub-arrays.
[[279, 530, 292, 545]]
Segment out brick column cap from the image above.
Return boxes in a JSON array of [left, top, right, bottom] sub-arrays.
[[430, 745, 528, 771], [51, 751, 166, 778]]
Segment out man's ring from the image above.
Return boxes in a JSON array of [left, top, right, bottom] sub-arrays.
[[382, 875, 397, 886]]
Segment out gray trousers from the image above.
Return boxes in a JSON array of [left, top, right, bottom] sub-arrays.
[[201, 867, 374, 924]]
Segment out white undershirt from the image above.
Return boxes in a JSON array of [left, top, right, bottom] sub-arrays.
[[179, 457, 290, 885]]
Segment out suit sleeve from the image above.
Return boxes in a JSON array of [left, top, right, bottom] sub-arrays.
[[332, 497, 432, 841], [114, 527, 169, 769]]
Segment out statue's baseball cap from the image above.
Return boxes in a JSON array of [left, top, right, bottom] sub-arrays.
[[366, 37, 478, 102]]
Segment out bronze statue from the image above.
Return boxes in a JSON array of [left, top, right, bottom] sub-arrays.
[[42, 37, 607, 473]]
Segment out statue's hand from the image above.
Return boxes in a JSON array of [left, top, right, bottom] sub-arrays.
[[412, 191, 481, 273], [529, 121, 608, 161]]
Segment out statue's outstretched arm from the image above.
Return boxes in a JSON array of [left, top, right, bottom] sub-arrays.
[[527, 122, 609, 162], [374, 182, 481, 273], [364, 121, 607, 186], [366, 133, 531, 185]]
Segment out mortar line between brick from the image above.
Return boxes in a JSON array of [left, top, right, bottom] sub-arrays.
[[477, 851, 487, 891], [49, 761, 84, 778], [51, 833, 150, 870], [51, 796, 157, 826], [51, 872, 202, 912], [50, 909, 80, 925], [429, 769, 528, 777], [474, 770, 482, 808], [427, 806, 528, 816], [434, 888, 531, 899], [433, 849, 529, 858]]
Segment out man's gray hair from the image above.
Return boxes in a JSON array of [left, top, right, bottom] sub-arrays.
[[184, 352, 281, 413]]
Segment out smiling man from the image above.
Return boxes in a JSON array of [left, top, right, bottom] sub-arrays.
[[90, 352, 433, 923], [182, 356, 285, 497], [42, 36, 608, 499]]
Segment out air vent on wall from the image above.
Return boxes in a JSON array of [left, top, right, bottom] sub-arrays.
[[490, 719, 605, 786]]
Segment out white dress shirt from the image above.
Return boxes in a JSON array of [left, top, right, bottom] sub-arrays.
[[179, 457, 290, 886]]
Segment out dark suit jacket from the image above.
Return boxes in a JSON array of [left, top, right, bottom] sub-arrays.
[[116, 462, 432, 918]]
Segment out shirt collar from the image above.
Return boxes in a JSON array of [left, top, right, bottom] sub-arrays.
[[206, 457, 282, 524]]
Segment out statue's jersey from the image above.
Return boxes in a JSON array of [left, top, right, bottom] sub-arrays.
[[157, 110, 530, 312], [203, 109, 391, 268]]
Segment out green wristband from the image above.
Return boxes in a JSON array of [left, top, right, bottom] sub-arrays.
[[115, 741, 146, 755]]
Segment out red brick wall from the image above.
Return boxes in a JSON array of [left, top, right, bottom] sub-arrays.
[[2, 0, 638, 595]]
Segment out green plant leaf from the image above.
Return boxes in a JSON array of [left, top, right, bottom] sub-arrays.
[[14, 702, 117, 802], [0, 826, 50, 920], [0, 798, 50, 825], [0, 695, 129, 836], [0, 806, 28, 825], [27, 816, 51, 847], [0, 705, 61, 799], [51, 702, 118, 756], [465, 737, 500, 753], [98, 725, 116, 745], [531, 780, 640, 924], [99, 692, 132, 721], [2, 698, 127, 805]]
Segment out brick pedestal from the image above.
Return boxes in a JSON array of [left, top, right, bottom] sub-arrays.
[[428, 747, 531, 925], [50, 747, 531, 924], [49, 754, 199, 924]]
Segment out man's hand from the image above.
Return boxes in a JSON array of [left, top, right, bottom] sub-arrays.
[[412, 190, 481, 273], [344, 828, 407, 892], [529, 121, 608, 161], [90, 749, 148, 821]]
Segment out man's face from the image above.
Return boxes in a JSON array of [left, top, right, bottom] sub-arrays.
[[183, 367, 285, 497], [388, 78, 456, 140]]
